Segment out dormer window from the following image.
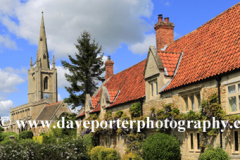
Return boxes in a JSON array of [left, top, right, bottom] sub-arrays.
[[149, 79, 158, 99]]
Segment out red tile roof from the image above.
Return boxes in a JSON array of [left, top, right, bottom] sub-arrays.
[[77, 111, 85, 118], [108, 90, 119, 102], [105, 60, 145, 108], [91, 97, 99, 108], [91, 104, 101, 113], [158, 51, 181, 76], [163, 2, 240, 91], [46, 101, 62, 107], [77, 60, 145, 117]]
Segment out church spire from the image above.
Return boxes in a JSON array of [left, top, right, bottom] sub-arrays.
[[37, 12, 50, 70]]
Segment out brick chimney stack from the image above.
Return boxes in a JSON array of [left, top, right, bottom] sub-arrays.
[[154, 14, 174, 51], [105, 56, 114, 80]]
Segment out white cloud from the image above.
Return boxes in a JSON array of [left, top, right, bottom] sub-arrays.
[[164, 1, 170, 6], [0, 67, 25, 93], [0, 0, 154, 57], [128, 33, 155, 54], [0, 34, 17, 49], [55, 65, 70, 89], [58, 94, 62, 101], [0, 100, 13, 117]]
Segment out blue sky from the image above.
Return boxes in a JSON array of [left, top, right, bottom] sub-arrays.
[[0, 0, 239, 117]]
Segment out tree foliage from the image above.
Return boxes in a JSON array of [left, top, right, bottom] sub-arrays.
[[61, 31, 105, 109]]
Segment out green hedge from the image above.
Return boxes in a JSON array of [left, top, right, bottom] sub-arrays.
[[0, 138, 90, 160], [199, 147, 230, 160], [142, 133, 181, 160], [98, 148, 118, 160], [91, 146, 105, 160], [19, 130, 33, 139], [0, 132, 19, 142]]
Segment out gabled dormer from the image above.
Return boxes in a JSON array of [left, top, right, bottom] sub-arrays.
[[144, 46, 164, 101]]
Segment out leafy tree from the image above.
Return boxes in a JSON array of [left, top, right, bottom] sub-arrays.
[[61, 31, 105, 109]]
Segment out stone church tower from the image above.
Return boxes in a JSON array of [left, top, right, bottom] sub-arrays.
[[8, 13, 72, 135], [28, 12, 58, 103]]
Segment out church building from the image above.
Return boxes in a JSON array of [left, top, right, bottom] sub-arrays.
[[8, 13, 71, 135]]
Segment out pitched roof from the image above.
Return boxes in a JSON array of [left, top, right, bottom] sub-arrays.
[[91, 104, 101, 113], [36, 101, 62, 121], [163, 2, 240, 91], [104, 60, 146, 108], [79, 111, 85, 117], [108, 90, 119, 102], [77, 60, 146, 117], [91, 97, 99, 108], [158, 51, 181, 76]]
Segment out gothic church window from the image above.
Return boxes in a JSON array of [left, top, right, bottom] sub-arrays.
[[44, 77, 48, 90]]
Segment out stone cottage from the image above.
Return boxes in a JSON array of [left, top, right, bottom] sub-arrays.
[[77, 3, 240, 159]]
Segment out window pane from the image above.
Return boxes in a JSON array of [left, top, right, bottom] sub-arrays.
[[229, 96, 237, 112], [235, 131, 238, 151], [190, 133, 194, 149], [151, 83, 153, 96], [197, 94, 201, 108], [156, 82, 158, 95], [185, 98, 188, 111], [238, 84, 240, 92], [228, 85, 236, 94], [197, 133, 200, 149], [191, 96, 195, 110]]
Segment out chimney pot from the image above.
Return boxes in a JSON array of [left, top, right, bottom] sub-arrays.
[[164, 17, 169, 22], [158, 14, 163, 22]]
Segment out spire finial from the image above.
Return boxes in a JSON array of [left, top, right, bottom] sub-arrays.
[[30, 57, 33, 66], [53, 55, 55, 69]]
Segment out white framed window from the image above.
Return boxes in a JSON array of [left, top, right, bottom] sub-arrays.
[[227, 84, 240, 113]]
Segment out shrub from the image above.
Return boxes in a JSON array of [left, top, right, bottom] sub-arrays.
[[33, 136, 43, 143], [122, 152, 143, 160], [129, 102, 141, 117], [19, 130, 33, 139], [42, 133, 57, 144], [0, 138, 90, 160], [91, 146, 105, 160], [113, 110, 123, 119], [0, 132, 19, 142], [98, 148, 118, 160], [142, 133, 181, 160], [83, 134, 95, 155], [0, 140, 14, 145], [199, 146, 230, 160]]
